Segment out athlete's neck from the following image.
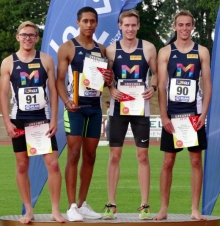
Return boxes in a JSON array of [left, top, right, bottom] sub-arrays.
[[16, 49, 36, 63], [75, 34, 95, 50], [174, 39, 194, 53], [120, 38, 138, 53]]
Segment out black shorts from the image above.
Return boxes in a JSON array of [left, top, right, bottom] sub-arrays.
[[11, 119, 58, 153], [160, 125, 207, 152], [109, 116, 150, 148]]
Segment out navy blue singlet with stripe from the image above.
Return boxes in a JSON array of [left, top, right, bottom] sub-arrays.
[[69, 38, 103, 107], [111, 39, 150, 116], [167, 42, 202, 115], [10, 51, 49, 120]]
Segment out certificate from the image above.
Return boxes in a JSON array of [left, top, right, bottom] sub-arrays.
[[81, 53, 108, 92], [24, 120, 52, 156], [171, 113, 198, 148], [118, 79, 145, 115]]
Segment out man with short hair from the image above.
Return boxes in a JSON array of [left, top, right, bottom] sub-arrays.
[[0, 21, 66, 224], [56, 6, 112, 222], [154, 10, 211, 221], [103, 9, 157, 220]]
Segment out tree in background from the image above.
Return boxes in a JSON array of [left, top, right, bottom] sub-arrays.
[[0, 0, 219, 62], [153, 0, 220, 54], [136, 0, 164, 52], [0, 0, 49, 62]]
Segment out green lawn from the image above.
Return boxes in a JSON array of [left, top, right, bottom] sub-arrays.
[[0, 145, 219, 216]]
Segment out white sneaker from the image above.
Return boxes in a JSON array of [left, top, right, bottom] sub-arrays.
[[78, 201, 102, 219], [67, 203, 83, 222]]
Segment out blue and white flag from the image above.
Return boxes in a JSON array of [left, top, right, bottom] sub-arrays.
[[23, 0, 143, 214], [202, 7, 220, 215]]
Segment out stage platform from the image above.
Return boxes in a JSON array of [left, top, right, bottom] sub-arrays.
[[0, 213, 220, 226]]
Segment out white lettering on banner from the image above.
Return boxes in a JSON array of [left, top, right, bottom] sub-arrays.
[[50, 26, 109, 53], [101, 115, 163, 138], [95, 0, 112, 14], [50, 39, 59, 53]]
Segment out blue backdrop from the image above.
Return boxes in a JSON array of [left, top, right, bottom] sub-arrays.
[[202, 7, 220, 215], [23, 0, 143, 214]]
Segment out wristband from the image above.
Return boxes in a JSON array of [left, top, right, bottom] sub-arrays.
[[107, 80, 113, 87], [64, 99, 71, 107], [150, 85, 157, 92]]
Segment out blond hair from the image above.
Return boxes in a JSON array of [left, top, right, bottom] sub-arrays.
[[119, 9, 140, 24], [17, 21, 39, 35], [174, 10, 195, 25]]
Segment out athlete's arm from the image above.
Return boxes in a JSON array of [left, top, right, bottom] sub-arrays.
[[41, 53, 58, 137], [142, 40, 158, 100], [0, 56, 16, 137], [106, 43, 122, 101], [158, 45, 174, 134], [198, 45, 212, 130], [56, 41, 77, 111], [98, 43, 113, 87]]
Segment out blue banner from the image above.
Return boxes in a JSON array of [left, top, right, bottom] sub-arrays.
[[202, 7, 220, 215], [23, 0, 143, 214]]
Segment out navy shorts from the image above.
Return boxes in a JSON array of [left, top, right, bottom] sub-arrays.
[[63, 107, 102, 138], [160, 125, 207, 152], [109, 116, 150, 148], [11, 119, 58, 153]]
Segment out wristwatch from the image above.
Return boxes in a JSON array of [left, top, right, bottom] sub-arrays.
[[150, 85, 157, 92]]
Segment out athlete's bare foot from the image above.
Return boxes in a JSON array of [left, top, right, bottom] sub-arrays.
[[19, 212, 34, 224], [51, 211, 67, 223], [153, 210, 168, 220], [191, 210, 207, 221]]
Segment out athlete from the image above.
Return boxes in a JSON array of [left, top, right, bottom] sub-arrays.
[[153, 10, 211, 221], [103, 9, 157, 220], [0, 21, 66, 224], [56, 6, 112, 222]]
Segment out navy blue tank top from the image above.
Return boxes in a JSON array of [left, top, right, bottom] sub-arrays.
[[10, 51, 50, 119], [67, 38, 103, 107], [111, 39, 150, 116], [167, 42, 203, 115]]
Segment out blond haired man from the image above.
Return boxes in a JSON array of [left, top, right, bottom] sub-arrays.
[[103, 9, 157, 220], [0, 21, 66, 224]]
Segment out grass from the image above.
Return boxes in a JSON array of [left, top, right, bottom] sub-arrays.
[[0, 145, 220, 217]]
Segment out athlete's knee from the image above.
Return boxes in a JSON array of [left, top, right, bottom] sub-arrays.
[[84, 151, 96, 165], [17, 161, 29, 174], [163, 158, 175, 171], [46, 159, 60, 173], [191, 158, 202, 169], [67, 149, 81, 165], [109, 153, 121, 165]]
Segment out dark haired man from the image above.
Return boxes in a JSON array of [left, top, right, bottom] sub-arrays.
[[56, 6, 112, 222]]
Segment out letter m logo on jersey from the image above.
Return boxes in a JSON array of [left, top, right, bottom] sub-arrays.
[[176, 64, 194, 78], [20, 71, 39, 85], [122, 65, 140, 79]]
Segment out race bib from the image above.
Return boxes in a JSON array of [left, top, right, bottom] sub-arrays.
[[169, 78, 196, 103], [18, 87, 46, 111], [78, 73, 100, 97]]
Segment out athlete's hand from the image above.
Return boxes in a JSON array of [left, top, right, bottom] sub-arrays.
[[110, 87, 122, 101], [65, 100, 79, 112], [102, 69, 113, 86], [161, 116, 174, 134], [197, 114, 206, 131], [6, 122, 17, 138], [142, 86, 155, 100], [47, 120, 57, 137]]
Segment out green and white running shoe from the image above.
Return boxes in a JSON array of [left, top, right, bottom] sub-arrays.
[[138, 204, 152, 220], [103, 203, 117, 220]]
